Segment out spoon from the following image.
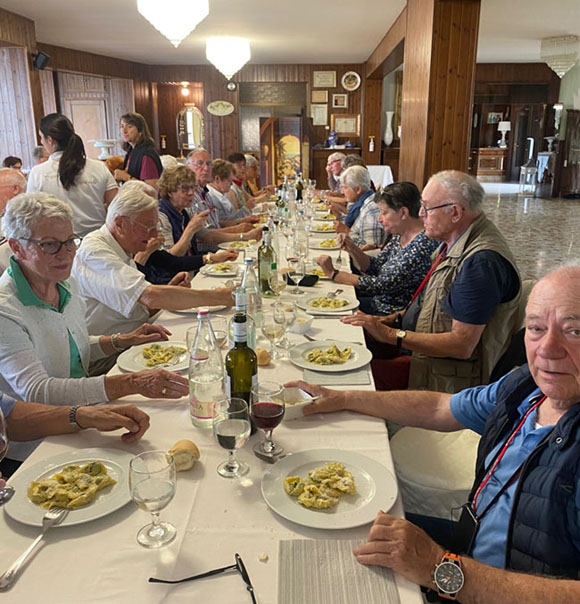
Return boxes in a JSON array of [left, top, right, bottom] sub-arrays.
[[327, 288, 343, 299], [0, 485, 15, 506]]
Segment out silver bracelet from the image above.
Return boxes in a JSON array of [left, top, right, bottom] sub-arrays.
[[69, 405, 84, 430], [110, 333, 124, 352]]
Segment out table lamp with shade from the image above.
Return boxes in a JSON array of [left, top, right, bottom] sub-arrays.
[[497, 121, 511, 149]]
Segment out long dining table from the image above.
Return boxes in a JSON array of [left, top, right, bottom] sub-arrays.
[[0, 229, 422, 604]]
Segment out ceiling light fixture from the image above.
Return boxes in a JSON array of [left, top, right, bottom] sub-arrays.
[[206, 37, 251, 80], [540, 35, 579, 78], [137, 0, 209, 48]]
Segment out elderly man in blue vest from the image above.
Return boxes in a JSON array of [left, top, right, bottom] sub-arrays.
[[290, 265, 580, 602]]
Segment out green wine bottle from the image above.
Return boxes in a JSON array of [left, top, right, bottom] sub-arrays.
[[258, 226, 276, 298], [225, 312, 258, 406]]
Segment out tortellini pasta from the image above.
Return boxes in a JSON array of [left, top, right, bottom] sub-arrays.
[[142, 343, 187, 367], [319, 239, 338, 248], [305, 345, 352, 365], [308, 297, 349, 309], [314, 223, 335, 232]]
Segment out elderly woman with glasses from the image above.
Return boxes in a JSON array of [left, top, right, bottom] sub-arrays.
[[317, 182, 438, 315], [0, 192, 189, 462], [136, 165, 238, 284]]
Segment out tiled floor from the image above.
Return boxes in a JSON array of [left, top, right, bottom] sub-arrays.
[[482, 193, 580, 281]]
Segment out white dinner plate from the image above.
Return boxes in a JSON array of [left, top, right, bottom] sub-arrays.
[[170, 305, 227, 316], [311, 224, 337, 235], [217, 241, 257, 251], [298, 295, 360, 313], [309, 239, 339, 250], [200, 264, 238, 277], [261, 449, 397, 529], [117, 341, 188, 373], [4, 448, 134, 527], [289, 340, 371, 373], [313, 214, 337, 222]]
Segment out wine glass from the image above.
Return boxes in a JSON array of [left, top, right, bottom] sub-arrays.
[[213, 398, 251, 478], [268, 268, 287, 298], [273, 301, 296, 351], [251, 381, 285, 457], [261, 313, 285, 360], [129, 451, 177, 548], [288, 257, 305, 295], [209, 316, 228, 348]]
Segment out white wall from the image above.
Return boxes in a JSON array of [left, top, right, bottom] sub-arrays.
[[558, 62, 580, 136]]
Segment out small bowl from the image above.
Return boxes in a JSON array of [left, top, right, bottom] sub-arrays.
[[290, 313, 313, 334], [283, 387, 314, 421]]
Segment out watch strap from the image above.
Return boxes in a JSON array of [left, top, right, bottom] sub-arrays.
[[434, 552, 463, 601]]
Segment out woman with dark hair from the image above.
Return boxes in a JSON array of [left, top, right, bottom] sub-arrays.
[[2, 156, 22, 170], [27, 113, 118, 237], [316, 182, 438, 315], [114, 112, 162, 187]]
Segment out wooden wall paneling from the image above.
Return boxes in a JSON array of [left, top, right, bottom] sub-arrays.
[[361, 78, 382, 165], [39, 69, 57, 115], [0, 47, 37, 169]]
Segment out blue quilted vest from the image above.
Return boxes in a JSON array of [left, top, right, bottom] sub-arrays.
[[468, 365, 580, 578]]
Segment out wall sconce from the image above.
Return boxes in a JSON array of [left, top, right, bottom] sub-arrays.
[[181, 82, 190, 97], [553, 103, 564, 134]]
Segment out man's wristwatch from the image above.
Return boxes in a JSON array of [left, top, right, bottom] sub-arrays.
[[433, 552, 464, 600], [395, 329, 407, 351]]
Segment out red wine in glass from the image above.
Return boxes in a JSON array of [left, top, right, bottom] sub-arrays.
[[251, 402, 285, 430]]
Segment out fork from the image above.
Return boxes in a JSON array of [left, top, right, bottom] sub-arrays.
[[0, 507, 68, 590], [327, 288, 343, 299]]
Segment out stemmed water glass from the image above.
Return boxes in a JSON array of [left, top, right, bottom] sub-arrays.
[[213, 398, 251, 478], [261, 313, 285, 360], [268, 267, 287, 298], [251, 382, 285, 457], [287, 257, 305, 295], [273, 301, 296, 352], [129, 451, 177, 548]]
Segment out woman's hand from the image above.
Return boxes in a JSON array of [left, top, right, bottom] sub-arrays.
[[186, 210, 210, 235], [169, 271, 191, 288], [211, 250, 238, 263], [247, 227, 263, 242], [339, 234, 358, 255], [75, 404, 151, 443], [283, 381, 347, 415], [341, 311, 396, 344], [130, 369, 189, 399], [120, 324, 171, 349], [316, 255, 335, 277], [113, 168, 131, 183]]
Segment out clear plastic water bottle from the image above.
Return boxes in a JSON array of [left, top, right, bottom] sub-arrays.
[[228, 288, 256, 351], [240, 257, 262, 325], [188, 309, 225, 428]]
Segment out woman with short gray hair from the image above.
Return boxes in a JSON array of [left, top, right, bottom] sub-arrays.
[[0, 192, 188, 463]]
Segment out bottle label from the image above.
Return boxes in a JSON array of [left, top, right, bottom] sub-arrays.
[[233, 322, 248, 343], [235, 291, 247, 311]]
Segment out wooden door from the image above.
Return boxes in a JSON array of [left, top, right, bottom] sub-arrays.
[[508, 105, 530, 181], [560, 109, 580, 197]]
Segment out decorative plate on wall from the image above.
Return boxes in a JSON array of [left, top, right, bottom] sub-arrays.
[[341, 71, 361, 92], [207, 100, 235, 116]]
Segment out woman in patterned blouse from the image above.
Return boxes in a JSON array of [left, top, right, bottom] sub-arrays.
[[316, 182, 438, 315]]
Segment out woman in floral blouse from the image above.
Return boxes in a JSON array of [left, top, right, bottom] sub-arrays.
[[316, 182, 438, 315]]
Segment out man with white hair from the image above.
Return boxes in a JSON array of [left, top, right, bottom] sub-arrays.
[[334, 165, 383, 249], [291, 265, 580, 602], [343, 170, 521, 393], [326, 151, 346, 192], [72, 187, 234, 335], [0, 168, 27, 273]]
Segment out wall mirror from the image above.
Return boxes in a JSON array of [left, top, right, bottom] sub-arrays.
[[176, 103, 206, 155]]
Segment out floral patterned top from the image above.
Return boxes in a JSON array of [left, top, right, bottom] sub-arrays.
[[357, 231, 438, 315]]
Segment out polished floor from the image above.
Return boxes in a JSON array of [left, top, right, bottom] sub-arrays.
[[482, 193, 580, 281]]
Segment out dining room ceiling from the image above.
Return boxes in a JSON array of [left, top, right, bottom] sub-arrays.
[[1, 0, 579, 67]]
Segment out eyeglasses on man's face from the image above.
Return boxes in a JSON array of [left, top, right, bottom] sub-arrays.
[[191, 160, 212, 168], [20, 236, 82, 255], [127, 218, 158, 235], [419, 201, 456, 214]]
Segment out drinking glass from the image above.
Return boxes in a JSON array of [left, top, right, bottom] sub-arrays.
[[213, 398, 251, 478], [273, 301, 296, 350], [251, 381, 285, 456], [129, 451, 176, 548], [261, 313, 285, 360], [209, 316, 228, 348], [287, 257, 305, 295], [268, 269, 287, 298]]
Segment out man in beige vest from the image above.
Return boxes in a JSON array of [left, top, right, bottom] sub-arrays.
[[343, 170, 521, 393]]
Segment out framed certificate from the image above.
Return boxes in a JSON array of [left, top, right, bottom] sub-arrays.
[[311, 104, 328, 126], [332, 94, 348, 109], [313, 71, 337, 88], [311, 90, 328, 103], [331, 113, 360, 136]]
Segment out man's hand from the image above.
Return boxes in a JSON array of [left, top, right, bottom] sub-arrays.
[[75, 404, 151, 443], [130, 369, 189, 399], [334, 221, 350, 235], [354, 512, 444, 587], [169, 271, 191, 288], [283, 381, 347, 415], [211, 250, 238, 263], [341, 311, 397, 345], [316, 254, 335, 277], [120, 323, 171, 349]]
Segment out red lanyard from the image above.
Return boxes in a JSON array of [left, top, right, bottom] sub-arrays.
[[407, 244, 448, 306], [472, 395, 546, 515]]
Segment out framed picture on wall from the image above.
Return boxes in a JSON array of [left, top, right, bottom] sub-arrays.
[[331, 113, 360, 136], [311, 104, 328, 126], [311, 90, 328, 103], [332, 94, 348, 109], [487, 112, 503, 124], [313, 71, 336, 88]]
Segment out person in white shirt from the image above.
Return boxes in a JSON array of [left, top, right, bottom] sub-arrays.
[[27, 113, 118, 237], [72, 186, 234, 335], [0, 168, 26, 273]]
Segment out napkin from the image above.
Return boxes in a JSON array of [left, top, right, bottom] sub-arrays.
[[278, 539, 401, 604], [303, 367, 371, 386]]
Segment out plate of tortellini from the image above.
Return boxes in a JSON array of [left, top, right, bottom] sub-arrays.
[[261, 449, 398, 529], [289, 340, 372, 373]]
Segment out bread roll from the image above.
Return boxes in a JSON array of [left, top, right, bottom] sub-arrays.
[[256, 347, 271, 366], [169, 439, 200, 471]]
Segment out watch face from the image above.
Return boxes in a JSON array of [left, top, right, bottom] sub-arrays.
[[434, 561, 464, 593]]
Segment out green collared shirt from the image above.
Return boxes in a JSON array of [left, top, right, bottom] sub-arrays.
[[8, 257, 87, 378]]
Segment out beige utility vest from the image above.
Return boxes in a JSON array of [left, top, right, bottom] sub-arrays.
[[407, 213, 521, 394]]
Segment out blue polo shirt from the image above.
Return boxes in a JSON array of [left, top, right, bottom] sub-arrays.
[[450, 377, 554, 569], [0, 391, 17, 419], [8, 257, 86, 379]]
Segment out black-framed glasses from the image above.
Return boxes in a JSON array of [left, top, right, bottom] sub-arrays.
[[420, 201, 456, 214], [20, 236, 82, 255], [149, 553, 256, 603]]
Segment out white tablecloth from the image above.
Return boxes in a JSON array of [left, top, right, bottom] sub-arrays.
[[0, 243, 421, 604], [367, 165, 394, 189]]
